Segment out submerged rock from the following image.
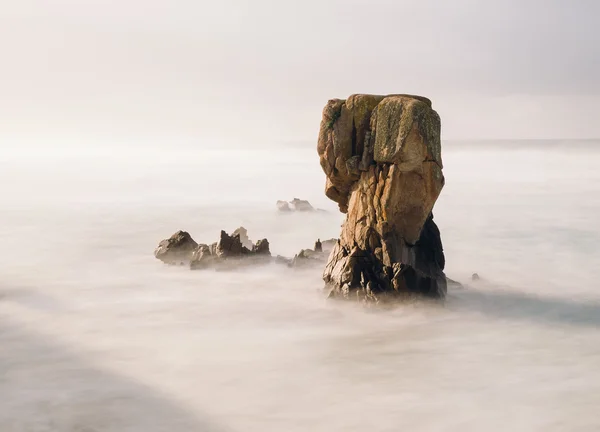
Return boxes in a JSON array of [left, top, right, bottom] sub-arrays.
[[318, 94, 447, 303], [154, 231, 198, 265]]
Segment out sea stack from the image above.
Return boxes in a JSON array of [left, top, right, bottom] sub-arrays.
[[317, 94, 447, 302]]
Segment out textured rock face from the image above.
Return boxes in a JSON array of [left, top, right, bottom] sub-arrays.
[[154, 231, 198, 265], [318, 94, 447, 302], [156, 229, 271, 270]]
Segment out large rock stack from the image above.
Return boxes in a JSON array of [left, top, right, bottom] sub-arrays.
[[317, 94, 447, 302]]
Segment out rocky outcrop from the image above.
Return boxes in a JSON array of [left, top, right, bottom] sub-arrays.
[[154, 231, 198, 265], [232, 227, 253, 249], [156, 229, 271, 270], [318, 94, 447, 302]]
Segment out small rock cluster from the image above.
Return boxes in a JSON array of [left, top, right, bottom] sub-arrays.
[[154, 228, 271, 270], [154, 228, 336, 271]]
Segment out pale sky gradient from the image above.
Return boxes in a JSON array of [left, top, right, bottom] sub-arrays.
[[1, 0, 598, 144]]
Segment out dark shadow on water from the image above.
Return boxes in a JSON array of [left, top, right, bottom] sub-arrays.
[[449, 282, 600, 328], [0, 318, 231, 432]]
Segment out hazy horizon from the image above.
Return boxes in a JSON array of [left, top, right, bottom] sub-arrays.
[[2, 0, 599, 146]]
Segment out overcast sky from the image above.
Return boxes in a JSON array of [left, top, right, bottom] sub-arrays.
[[1, 0, 598, 144]]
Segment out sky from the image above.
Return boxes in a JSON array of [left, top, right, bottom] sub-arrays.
[[1, 0, 599, 145]]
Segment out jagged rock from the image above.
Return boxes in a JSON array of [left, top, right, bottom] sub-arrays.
[[160, 229, 271, 271], [216, 230, 245, 258], [314, 239, 323, 253], [190, 244, 214, 270], [318, 94, 447, 302], [154, 231, 198, 265], [253, 239, 271, 255], [233, 226, 253, 249]]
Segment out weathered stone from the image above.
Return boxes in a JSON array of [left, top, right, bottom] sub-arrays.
[[318, 94, 447, 302], [153, 229, 273, 271], [215, 230, 244, 258], [154, 230, 198, 265], [253, 239, 271, 256], [190, 244, 214, 270]]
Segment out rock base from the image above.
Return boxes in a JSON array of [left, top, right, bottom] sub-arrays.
[[323, 215, 447, 303]]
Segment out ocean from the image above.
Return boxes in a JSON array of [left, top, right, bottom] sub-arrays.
[[1, 140, 599, 431]]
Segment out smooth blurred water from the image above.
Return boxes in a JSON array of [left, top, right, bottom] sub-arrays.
[[1, 140, 599, 431]]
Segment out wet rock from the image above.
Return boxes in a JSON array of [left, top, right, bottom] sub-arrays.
[[154, 231, 198, 265], [318, 94, 447, 303]]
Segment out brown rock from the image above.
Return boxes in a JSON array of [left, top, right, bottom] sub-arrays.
[[215, 230, 244, 258], [154, 231, 198, 265], [318, 94, 447, 302], [253, 239, 271, 256], [190, 244, 214, 270]]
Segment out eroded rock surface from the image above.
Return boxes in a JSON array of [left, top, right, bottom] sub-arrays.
[[156, 229, 271, 270], [154, 231, 198, 265], [318, 94, 447, 302]]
